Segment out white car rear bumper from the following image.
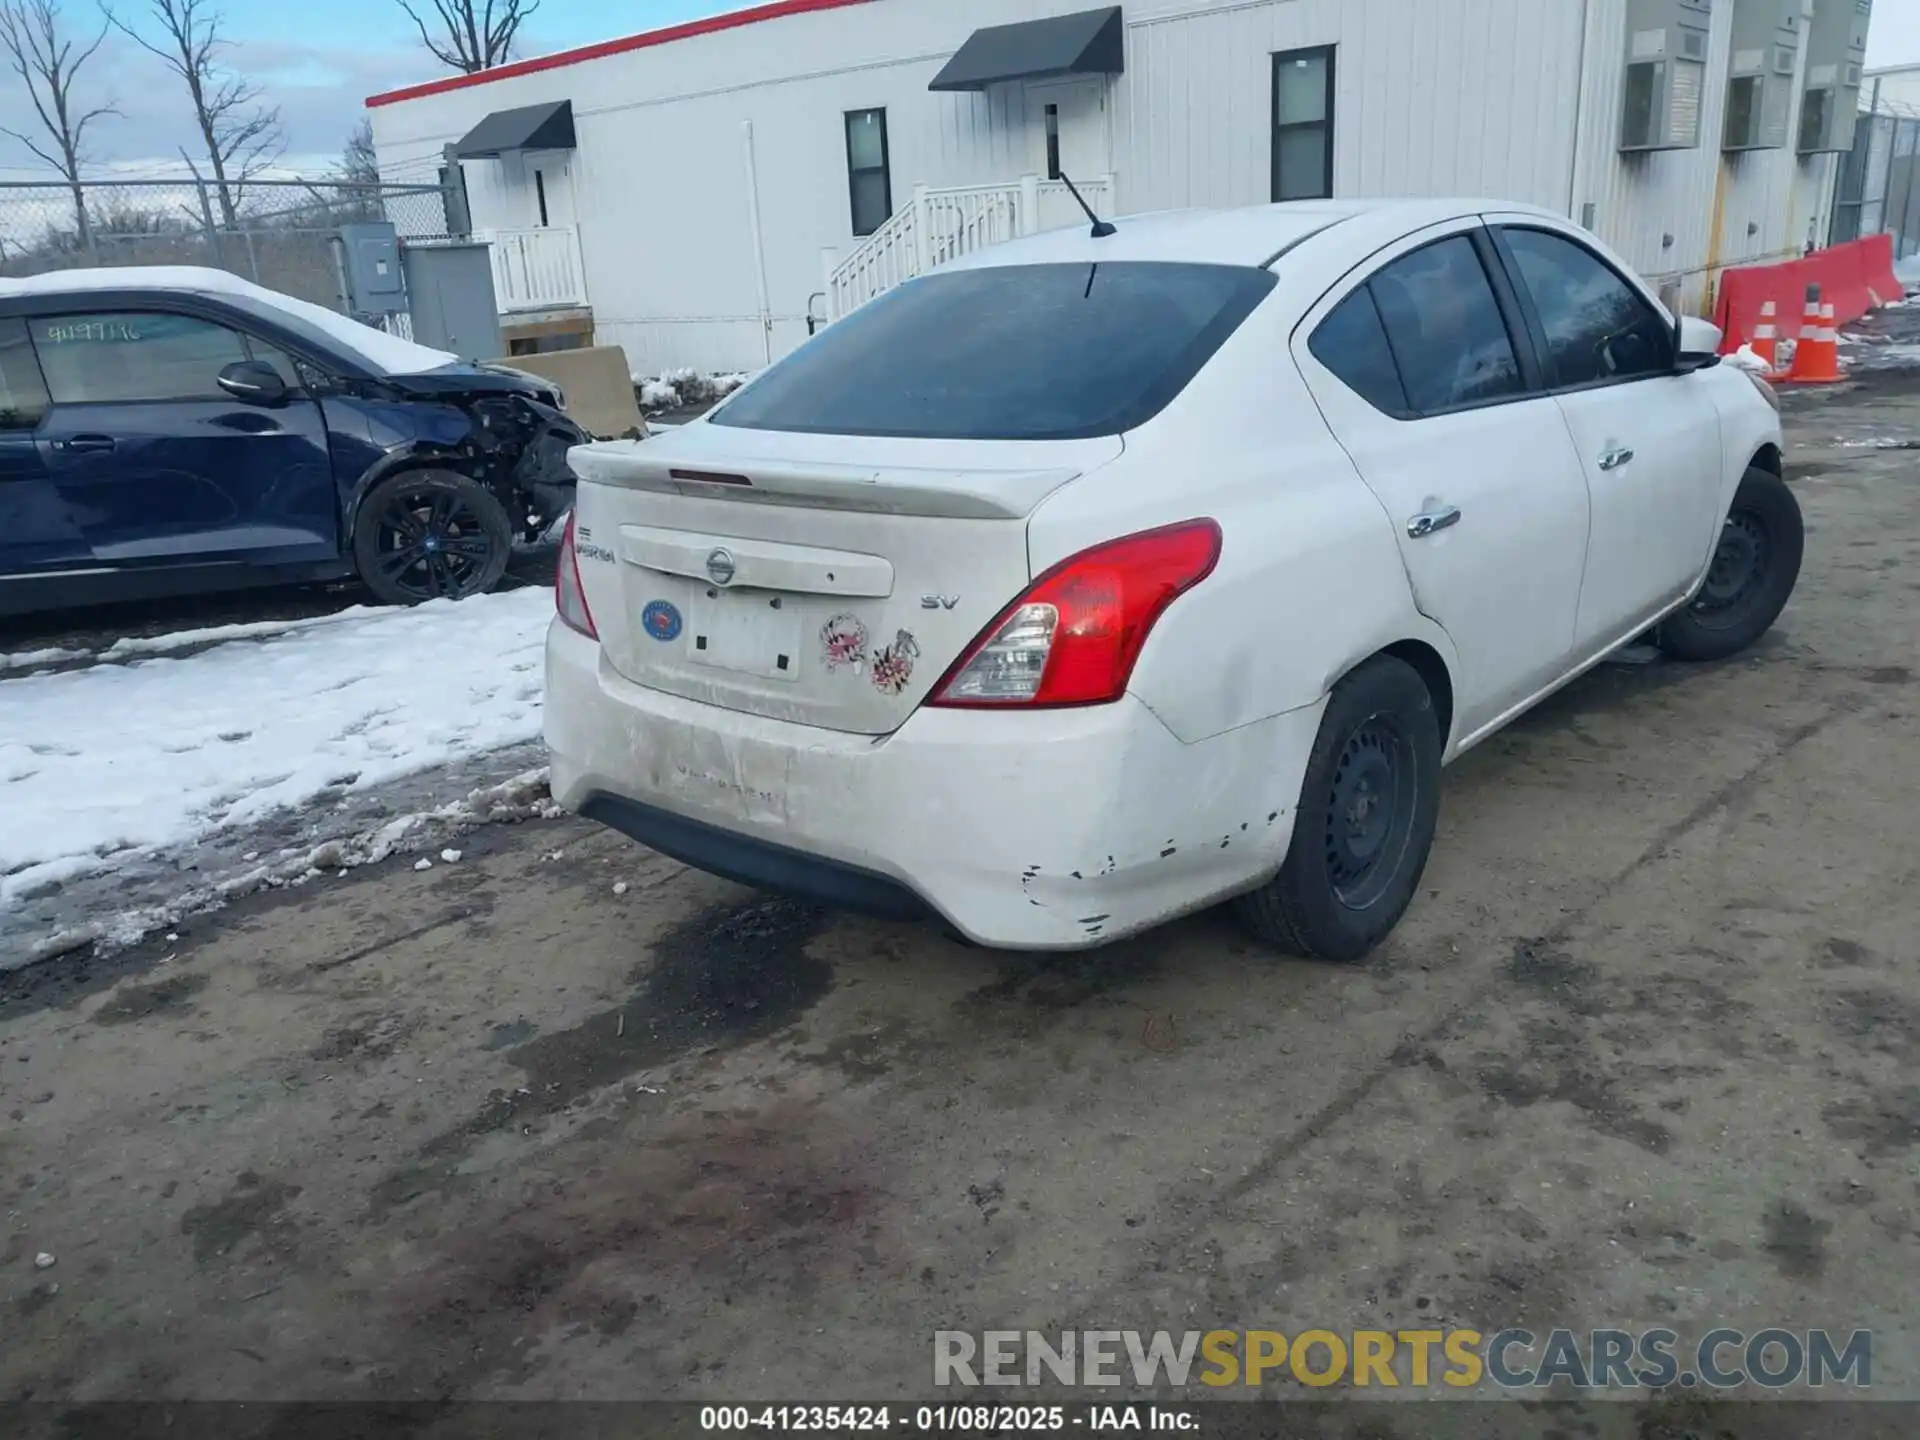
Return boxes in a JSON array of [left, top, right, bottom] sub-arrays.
[[545, 622, 1324, 950]]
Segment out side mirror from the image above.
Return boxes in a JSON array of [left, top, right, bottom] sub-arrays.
[[217, 359, 289, 406], [1674, 315, 1723, 374]]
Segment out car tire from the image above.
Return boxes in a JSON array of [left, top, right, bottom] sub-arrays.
[[1232, 655, 1442, 962], [352, 470, 514, 606], [1657, 467, 1804, 663]]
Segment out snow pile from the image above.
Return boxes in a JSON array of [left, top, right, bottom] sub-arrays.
[[0, 646, 88, 673], [0, 589, 555, 916], [632, 367, 757, 413], [638, 374, 686, 409], [1895, 252, 1920, 291], [12, 767, 561, 969], [1728, 343, 1776, 376]]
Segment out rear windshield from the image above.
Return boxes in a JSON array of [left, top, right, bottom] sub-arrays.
[[710, 262, 1277, 441]]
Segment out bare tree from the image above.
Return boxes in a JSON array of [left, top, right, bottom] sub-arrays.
[[0, 0, 116, 248], [319, 116, 384, 223], [114, 0, 282, 228], [337, 116, 379, 187], [398, 0, 537, 74]]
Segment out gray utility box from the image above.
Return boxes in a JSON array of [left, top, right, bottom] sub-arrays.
[[336, 222, 407, 316], [400, 242, 502, 363], [1799, 0, 1871, 154], [1621, 0, 1713, 152], [1724, 0, 1801, 151]]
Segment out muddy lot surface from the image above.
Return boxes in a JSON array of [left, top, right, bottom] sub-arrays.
[[2, 372, 1919, 1407]]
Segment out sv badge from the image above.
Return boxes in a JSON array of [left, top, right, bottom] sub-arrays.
[[920, 595, 960, 610]]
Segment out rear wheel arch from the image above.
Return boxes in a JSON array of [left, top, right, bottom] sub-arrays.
[[1377, 639, 1454, 751], [1749, 443, 1783, 479], [343, 450, 480, 538], [1318, 632, 1458, 753]]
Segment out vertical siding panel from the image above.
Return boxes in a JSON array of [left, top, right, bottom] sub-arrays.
[[369, 0, 1853, 369], [1347, 0, 1378, 198]]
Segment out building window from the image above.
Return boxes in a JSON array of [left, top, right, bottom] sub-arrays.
[[845, 108, 892, 237], [534, 169, 550, 227], [1272, 45, 1335, 202], [1045, 103, 1062, 179]]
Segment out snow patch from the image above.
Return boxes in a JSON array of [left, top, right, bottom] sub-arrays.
[[632, 367, 758, 414], [638, 377, 682, 409], [0, 646, 88, 673], [96, 610, 369, 661], [7, 768, 560, 970], [0, 589, 554, 912], [1839, 340, 1920, 370]]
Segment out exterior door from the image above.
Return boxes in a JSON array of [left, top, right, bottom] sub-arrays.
[[1293, 224, 1592, 738], [29, 309, 337, 565], [1025, 79, 1112, 230], [1488, 221, 1726, 649], [524, 150, 578, 230], [0, 316, 87, 574]]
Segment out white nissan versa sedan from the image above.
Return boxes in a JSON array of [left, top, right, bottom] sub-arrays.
[[544, 198, 1797, 960]]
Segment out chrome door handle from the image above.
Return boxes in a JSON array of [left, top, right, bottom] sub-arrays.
[[1598, 447, 1635, 471], [1407, 506, 1461, 539]]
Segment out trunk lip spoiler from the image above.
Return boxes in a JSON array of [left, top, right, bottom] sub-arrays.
[[568, 442, 1082, 521]]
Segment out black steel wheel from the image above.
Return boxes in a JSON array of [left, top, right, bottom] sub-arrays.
[[1694, 510, 1768, 618], [1659, 466, 1804, 662], [1324, 715, 1421, 911], [352, 471, 513, 607], [1233, 655, 1442, 962]]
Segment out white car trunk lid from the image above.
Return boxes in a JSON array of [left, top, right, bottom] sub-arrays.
[[568, 425, 1123, 735]]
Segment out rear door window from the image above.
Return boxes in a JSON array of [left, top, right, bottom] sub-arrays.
[[0, 318, 51, 429], [1308, 286, 1411, 417], [711, 262, 1277, 440], [1367, 236, 1525, 415], [30, 311, 249, 404]]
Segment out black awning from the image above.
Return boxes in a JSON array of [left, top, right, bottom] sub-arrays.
[[454, 100, 575, 158], [928, 6, 1123, 92]]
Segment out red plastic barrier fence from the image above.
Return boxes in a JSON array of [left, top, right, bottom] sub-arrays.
[[1861, 232, 1903, 308], [1715, 257, 1811, 354], [1817, 240, 1874, 325], [1714, 235, 1908, 354]]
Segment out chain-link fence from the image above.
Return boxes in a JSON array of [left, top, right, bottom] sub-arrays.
[[1831, 94, 1920, 261], [0, 177, 458, 314]]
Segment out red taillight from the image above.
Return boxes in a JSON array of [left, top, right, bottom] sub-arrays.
[[928, 519, 1221, 709], [555, 511, 598, 639]]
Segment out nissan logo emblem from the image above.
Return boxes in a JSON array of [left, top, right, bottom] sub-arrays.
[[705, 548, 737, 586]]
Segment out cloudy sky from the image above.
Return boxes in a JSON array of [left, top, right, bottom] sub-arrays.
[[4, 0, 1920, 182], [0, 0, 719, 180]]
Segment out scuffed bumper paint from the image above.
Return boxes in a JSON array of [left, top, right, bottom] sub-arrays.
[[545, 621, 1325, 949]]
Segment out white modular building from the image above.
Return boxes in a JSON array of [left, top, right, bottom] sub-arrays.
[[366, 0, 1876, 374]]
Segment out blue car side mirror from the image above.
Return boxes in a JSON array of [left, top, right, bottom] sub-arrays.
[[217, 360, 289, 407]]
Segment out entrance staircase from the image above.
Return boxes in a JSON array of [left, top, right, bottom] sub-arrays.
[[825, 173, 1115, 321]]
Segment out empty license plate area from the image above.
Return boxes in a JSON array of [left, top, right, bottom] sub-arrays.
[[686, 588, 805, 681]]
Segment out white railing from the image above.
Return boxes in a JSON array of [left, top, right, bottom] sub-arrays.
[[480, 225, 588, 312], [826, 174, 1114, 320]]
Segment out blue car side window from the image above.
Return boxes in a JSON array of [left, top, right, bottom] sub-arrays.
[[30, 311, 250, 405], [0, 318, 52, 429]]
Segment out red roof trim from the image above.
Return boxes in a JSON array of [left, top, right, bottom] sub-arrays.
[[365, 0, 877, 109]]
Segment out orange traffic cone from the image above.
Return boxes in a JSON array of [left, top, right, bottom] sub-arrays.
[[1783, 291, 1844, 385], [1751, 299, 1779, 371]]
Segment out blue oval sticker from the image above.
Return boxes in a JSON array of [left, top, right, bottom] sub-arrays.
[[641, 600, 683, 642]]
